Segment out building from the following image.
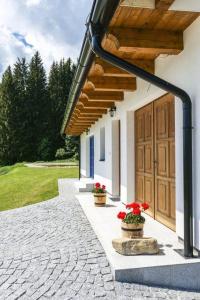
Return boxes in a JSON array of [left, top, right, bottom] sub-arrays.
[[61, 0, 200, 257]]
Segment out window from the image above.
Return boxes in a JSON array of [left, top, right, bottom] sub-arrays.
[[100, 127, 105, 161]]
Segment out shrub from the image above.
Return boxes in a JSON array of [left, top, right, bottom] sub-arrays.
[[55, 148, 67, 160]]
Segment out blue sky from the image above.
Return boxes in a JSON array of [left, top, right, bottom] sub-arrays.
[[0, 0, 93, 77]]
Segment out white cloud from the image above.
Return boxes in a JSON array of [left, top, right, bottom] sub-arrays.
[[26, 0, 41, 6], [0, 0, 93, 77], [0, 26, 34, 75]]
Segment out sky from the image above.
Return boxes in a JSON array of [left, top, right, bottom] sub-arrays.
[[0, 0, 93, 77]]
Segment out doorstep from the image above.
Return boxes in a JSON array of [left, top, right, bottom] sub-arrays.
[[74, 178, 94, 192], [76, 191, 200, 291]]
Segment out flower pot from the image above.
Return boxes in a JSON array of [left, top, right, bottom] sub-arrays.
[[93, 193, 106, 206], [121, 222, 144, 239]]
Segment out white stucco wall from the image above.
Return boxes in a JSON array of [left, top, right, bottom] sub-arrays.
[[80, 14, 200, 249]]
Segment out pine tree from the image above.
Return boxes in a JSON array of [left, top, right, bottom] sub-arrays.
[[0, 67, 17, 165], [13, 58, 29, 161], [26, 51, 49, 161], [0, 53, 78, 166], [48, 58, 76, 158]]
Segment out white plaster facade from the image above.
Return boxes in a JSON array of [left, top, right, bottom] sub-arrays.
[[80, 13, 200, 250]]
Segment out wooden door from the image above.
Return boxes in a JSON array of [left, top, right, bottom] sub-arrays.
[[135, 103, 154, 217], [154, 94, 175, 230], [135, 94, 175, 230]]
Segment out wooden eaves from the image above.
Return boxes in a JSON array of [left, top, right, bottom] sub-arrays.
[[62, 0, 200, 136]]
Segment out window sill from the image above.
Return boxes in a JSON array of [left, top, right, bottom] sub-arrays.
[[99, 159, 105, 162]]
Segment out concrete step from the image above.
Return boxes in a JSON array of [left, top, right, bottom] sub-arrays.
[[76, 190, 200, 291], [74, 179, 94, 192]]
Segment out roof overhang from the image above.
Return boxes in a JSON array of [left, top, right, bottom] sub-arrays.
[[61, 0, 200, 136]]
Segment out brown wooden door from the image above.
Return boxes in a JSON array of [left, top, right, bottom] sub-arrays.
[[135, 103, 154, 217], [135, 94, 175, 230], [154, 94, 175, 230]]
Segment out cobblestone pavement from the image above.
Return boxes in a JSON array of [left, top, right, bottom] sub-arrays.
[[0, 180, 200, 300]]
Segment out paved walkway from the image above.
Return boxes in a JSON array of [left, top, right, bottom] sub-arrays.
[[0, 180, 199, 299]]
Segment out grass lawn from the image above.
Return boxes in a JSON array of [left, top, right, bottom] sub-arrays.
[[0, 163, 78, 211]]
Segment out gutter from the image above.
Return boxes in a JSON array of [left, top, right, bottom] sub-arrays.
[[61, 0, 120, 135], [62, 0, 193, 257]]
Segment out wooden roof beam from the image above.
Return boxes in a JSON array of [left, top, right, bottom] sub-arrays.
[[69, 125, 90, 129], [95, 58, 155, 75], [69, 125, 92, 130], [87, 76, 136, 92], [109, 27, 183, 55], [76, 112, 103, 117], [69, 121, 94, 126], [75, 108, 107, 114], [90, 59, 132, 77], [155, 0, 174, 9], [78, 116, 103, 121], [70, 117, 96, 123], [78, 99, 115, 109], [82, 91, 124, 102], [72, 115, 100, 120]]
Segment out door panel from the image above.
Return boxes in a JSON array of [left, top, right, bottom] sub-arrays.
[[145, 107, 153, 141], [156, 179, 169, 217], [169, 141, 175, 178], [136, 113, 144, 142], [135, 94, 176, 231], [136, 145, 144, 172], [170, 182, 176, 220], [154, 94, 176, 230], [135, 103, 154, 216], [145, 144, 153, 174], [156, 141, 169, 177], [136, 175, 144, 202], [155, 102, 168, 139], [144, 177, 154, 217]]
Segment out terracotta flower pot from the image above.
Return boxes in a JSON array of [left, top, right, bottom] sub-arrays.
[[121, 222, 144, 239], [93, 193, 106, 206]]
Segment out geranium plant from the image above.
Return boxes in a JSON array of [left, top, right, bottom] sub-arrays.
[[117, 202, 149, 225], [92, 182, 106, 194]]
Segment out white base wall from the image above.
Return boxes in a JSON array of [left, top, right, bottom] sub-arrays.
[[80, 15, 200, 250]]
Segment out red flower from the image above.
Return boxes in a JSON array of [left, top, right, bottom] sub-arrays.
[[141, 202, 149, 210], [132, 208, 141, 215], [102, 185, 106, 190], [117, 212, 126, 220], [126, 202, 140, 209], [95, 182, 101, 188]]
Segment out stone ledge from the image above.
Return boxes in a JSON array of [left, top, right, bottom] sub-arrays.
[[112, 237, 159, 256]]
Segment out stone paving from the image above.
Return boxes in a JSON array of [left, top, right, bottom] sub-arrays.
[[0, 179, 199, 300]]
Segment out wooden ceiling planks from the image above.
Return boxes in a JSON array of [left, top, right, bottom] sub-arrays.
[[110, 7, 199, 31], [66, 3, 200, 135]]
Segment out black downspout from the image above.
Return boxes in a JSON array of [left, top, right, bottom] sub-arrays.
[[89, 26, 193, 258]]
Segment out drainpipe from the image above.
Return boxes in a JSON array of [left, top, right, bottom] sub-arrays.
[[89, 25, 193, 257]]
